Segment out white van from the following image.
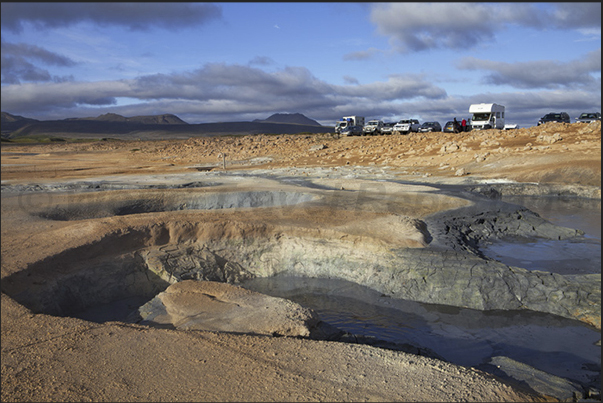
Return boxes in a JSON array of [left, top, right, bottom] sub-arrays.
[[469, 103, 505, 130]]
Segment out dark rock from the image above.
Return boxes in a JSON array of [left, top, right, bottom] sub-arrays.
[[141, 245, 253, 285], [486, 356, 585, 402]]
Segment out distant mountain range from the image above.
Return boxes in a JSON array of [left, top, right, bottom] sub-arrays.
[[67, 113, 188, 125], [1, 112, 326, 140]]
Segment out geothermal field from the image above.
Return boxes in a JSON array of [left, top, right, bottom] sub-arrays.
[[1, 121, 601, 402]]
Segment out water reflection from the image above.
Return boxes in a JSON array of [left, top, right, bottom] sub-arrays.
[[501, 195, 601, 241], [481, 195, 601, 274], [481, 238, 601, 274], [241, 275, 601, 388]]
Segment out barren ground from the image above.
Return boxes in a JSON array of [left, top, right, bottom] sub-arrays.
[[1, 121, 600, 402], [1, 122, 601, 186]]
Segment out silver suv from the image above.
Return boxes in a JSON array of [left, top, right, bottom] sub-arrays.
[[363, 120, 384, 135], [393, 119, 420, 134]]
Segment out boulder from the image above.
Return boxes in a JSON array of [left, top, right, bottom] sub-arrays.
[[138, 280, 320, 337]]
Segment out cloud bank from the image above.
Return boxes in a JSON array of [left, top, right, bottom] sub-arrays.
[[369, 2, 601, 53], [456, 48, 601, 90], [2, 55, 599, 127], [1, 3, 223, 33]]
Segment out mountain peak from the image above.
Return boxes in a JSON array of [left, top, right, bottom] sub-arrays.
[[254, 113, 321, 126], [1, 111, 39, 123], [95, 113, 127, 122]]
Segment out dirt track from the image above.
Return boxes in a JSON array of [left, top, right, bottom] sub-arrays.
[[1, 121, 600, 402]]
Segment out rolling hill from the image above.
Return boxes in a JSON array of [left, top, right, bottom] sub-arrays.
[[68, 113, 188, 125]]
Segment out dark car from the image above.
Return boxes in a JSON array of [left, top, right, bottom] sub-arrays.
[[575, 112, 601, 123], [538, 112, 570, 125], [418, 121, 442, 132], [341, 125, 363, 136]]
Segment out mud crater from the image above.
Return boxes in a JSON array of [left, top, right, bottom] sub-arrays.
[[32, 190, 319, 221], [1, 234, 253, 321], [2, 184, 599, 330]]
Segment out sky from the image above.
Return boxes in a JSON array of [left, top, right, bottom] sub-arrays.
[[1, 2, 601, 129]]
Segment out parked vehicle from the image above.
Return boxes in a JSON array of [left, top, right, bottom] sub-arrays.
[[393, 119, 420, 134], [363, 119, 384, 135], [341, 125, 363, 136], [442, 120, 457, 133], [335, 116, 365, 134], [418, 121, 442, 133], [538, 112, 570, 125], [381, 122, 395, 135], [442, 119, 472, 132], [469, 103, 505, 130], [575, 112, 601, 123]]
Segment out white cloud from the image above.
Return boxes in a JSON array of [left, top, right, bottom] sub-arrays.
[[370, 3, 500, 52], [1, 40, 78, 84], [1, 63, 448, 122], [456, 49, 601, 90], [1, 80, 129, 111], [576, 28, 602, 42], [369, 3, 601, 53], [549, 3, 601, 29]]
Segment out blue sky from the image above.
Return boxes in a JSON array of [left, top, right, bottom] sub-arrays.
[[1, 2, 601, 128]]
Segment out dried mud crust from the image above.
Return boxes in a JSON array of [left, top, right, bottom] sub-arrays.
[[1, 121, 600, 402]]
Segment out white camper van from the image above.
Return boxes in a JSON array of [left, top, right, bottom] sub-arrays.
[[335, 116, 365, 134], [469, 103, 505, 130]]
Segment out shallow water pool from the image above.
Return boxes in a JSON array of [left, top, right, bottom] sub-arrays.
[[241, 275, 600, 390], [241, 195, 601, 392], [481, 196, 601, 275]]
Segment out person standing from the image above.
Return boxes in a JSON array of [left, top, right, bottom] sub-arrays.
[[461, 118, 467, 132], [453, 117, 459, 133]]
